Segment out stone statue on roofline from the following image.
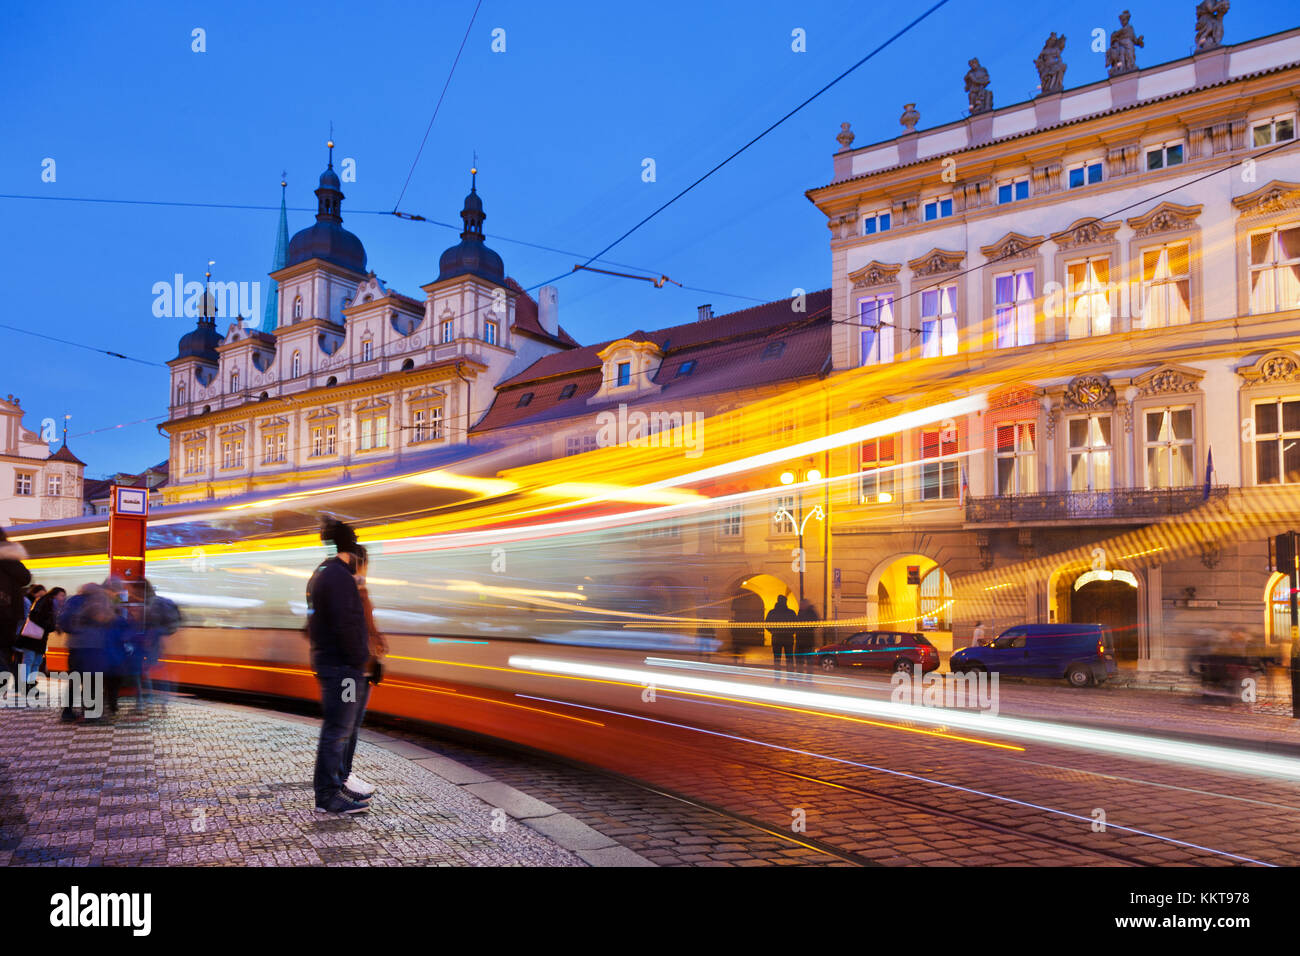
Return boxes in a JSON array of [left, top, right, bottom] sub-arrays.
[[964, 58, 992, 114], [1034, 32, 1067, 94], [1195, 0, 1229, 51], [1106, 10, 1144, 76]]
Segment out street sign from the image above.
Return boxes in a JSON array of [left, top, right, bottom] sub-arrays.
[[108, 484, 148, 582], [833, 568, 842, 589], [907, 565, 921, 585], [114, 486, 148, 516]]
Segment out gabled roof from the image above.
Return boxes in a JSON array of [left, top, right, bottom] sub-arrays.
[[474, 289, 832, 433]]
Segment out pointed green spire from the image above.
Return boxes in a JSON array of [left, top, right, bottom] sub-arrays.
[[263, 175, 289, 332]]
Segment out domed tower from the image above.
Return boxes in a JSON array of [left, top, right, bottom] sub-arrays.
[[169, 262, 223, 413], [270, 140, 368, 386]]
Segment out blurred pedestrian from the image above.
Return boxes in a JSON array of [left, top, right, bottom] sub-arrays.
[[17, 586, 65, 685], [57, 583, 116, 721], [306, 518, 372, 815], [765, 594, 798, 678], [797, 600, 821, 674], [971, 621, 987, 648], [140, 581, 181, 713], [0, 528, 32, 688]]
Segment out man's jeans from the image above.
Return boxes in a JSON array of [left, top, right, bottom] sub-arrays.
[[314, 665, 368, 806]]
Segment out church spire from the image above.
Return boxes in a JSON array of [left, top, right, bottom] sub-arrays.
[[263, 174, 289, 332], [459, 164, 485, 241], [315, 137, 344, 224]]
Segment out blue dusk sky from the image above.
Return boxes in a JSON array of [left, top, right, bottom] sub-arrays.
[[0, 0, 1294, 478]]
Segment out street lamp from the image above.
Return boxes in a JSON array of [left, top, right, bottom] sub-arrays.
[[774, 469, 825, 605]]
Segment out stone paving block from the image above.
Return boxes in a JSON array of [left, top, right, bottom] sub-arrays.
[[522, 813, 619, 851], [411, 755, 493, 785], [462, 781, 559, 820]]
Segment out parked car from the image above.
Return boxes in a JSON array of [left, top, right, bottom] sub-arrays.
[[817, 631, 940, 675], [949, 623, 1117, 687]]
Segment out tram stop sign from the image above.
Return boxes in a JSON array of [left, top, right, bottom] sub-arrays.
[[108, 484, 149, 583]]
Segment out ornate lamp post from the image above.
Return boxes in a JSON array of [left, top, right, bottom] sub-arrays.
[[774, 469, 826, 605]]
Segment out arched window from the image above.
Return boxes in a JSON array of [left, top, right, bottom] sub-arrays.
[[293, 296, 303, 320], [401, 358, 415, 371], [292, 351, 302, 377], [361, 339, 373, 362], [1270, 573, 1292, 641], [177, 382, 186, 405], [230, 370, 239, 392]]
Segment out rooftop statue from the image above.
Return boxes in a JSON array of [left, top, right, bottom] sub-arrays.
[[965, 58, 992, 115], [1195, 0, 1229, 52], [1034, 32, 1067, 94], [1106, 10, 1144, 77]]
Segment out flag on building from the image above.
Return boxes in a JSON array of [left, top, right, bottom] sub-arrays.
[[1204, 445, 1214, 500]]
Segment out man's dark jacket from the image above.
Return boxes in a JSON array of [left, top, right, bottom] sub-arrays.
[[764, 600, 798, 643], [307, 556, 368, 671], [0, 541, 32, 639]]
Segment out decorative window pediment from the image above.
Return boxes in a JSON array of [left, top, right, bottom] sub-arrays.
[[907, 248, 964, 277], [307, 406, 340, 421], [258, 415, 290, 429], [1054, 217, 1122, 251], [356, 398, 391, 413], [1062, 374, 1116, 410], [1127, 201, 1202, 238], [848, 260, 902, 289], [183, 430, 206, 443], [1134, 363, 1204, 396], [979, 232, 1044, 262], [989, 384, 1041, 409], [1237, 350, 1300, 387], [1231, 180, 1300, 220], [217, 424, 246, 437]]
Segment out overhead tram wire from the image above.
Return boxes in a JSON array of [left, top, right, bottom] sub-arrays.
[[391, 0, 484, 213], [0, 320, 165, 368], [835, 135, 1300, 335]]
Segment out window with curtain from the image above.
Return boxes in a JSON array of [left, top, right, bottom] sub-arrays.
[[1067, 415, 1113, 491], [1249, 225, 1300, 315], [920, 284, 958, 357], [920, 428, 958, 500], [774, 494, 796, 534], [860, 436, 896, 503], [720, 503, 743, 537], [1144, 407, 1194, 488], [1140, 242, 1191, 328], [1253, 398, 1300, 484], [995, 422, 1037, 495], [994, 269, 1035, 348], [859, 294, 895, 365], [1066, 257, 1112, 337]]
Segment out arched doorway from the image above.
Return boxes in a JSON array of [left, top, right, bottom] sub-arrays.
[[1053, 565, 1141, 662], [1267, 571, 1291, 642], [728, 573, 795, 647], [866, 553, 953, 653]]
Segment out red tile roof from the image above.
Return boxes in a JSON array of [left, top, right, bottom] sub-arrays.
[[474, 289, 831, 433], [47, 443, 86, 466]]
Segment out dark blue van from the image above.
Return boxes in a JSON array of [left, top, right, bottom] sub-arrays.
[[949, 624, 1117, 687]]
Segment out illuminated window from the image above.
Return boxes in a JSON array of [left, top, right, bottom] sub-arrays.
[[860, 436, 895, 503], [1139, 242, 1190, 328], [222, 441, 233, 469], [994, 269, 1035, 348], [263, 434, 275, 463], [774, 494, 796, 534], [1068, 415, 1113, 492], [1248, 224, 1300, 314], [233, 439, 243, 467], [995, 422, 1037, 495], [312, 426, 323, 457], [358, 413, 388, 451], [920, 283, 958, 357], [1252, 398, 1300, 485], [920, 428, 958, 500], [1066, 256, 1112, 338], [1253, 115, 1296, 146], [1144, 407, 1194, 488], [858, 294, 894, 365], [413, 407, 443, 443]]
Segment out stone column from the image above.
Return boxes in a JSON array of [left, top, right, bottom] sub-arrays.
[[1143, 564, 1166, 671]]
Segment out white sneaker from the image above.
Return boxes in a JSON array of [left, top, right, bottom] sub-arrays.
[[344, 773, 376, 797]]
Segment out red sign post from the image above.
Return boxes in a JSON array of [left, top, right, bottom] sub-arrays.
[[108, 484, 148, 582]]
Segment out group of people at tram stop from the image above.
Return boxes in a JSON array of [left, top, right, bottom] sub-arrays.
[[762, 594, 822, 676], [0, 526, 182, 720]]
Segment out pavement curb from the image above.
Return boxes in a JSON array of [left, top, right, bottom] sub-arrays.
[[187, 697, 657, 867]]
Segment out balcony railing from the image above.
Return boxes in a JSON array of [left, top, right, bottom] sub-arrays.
[[965, 485, 1229, 523]]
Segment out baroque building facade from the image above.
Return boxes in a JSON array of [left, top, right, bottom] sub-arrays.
[[0, 395, 85, 526], [160, 157, 576, 504]]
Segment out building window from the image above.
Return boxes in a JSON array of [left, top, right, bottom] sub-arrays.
[[995, 422, 1037, 495], [772, 407, 796, 443], [559, 383, 577, 399], [919, 567, 954, 631], [862, 210, 891, 235], [14, 472, 33, 496], [1066, 256, 1112, 338], [1248, 224, 1300, 314], [293, 296, 303, 319], [413, 407, 443, 443], [774, 494, 796, 534], [517, 392, 534, 408], [1144, 407, 1194, 488], [675, 359, 697, 377], [233, 439, 243, 466], [230, 370, 239, 392], [263, 434, 275, 464], [997, 177, 1029, 204], [48, 474, 62, 496], [1252, 115, 1295, 147], [292, 351, 302, 377], [1146, 141, 1184, 170], [222, 441, 233, 469], [357, 414, 388, 451], [616, 362, 631, 387], [761, 341, 786, 361], [720, 502, 743, 537], [312, 426, 323, 457], [1067, 415, 1113, 492], [920, 428, 958, 500], [920, 283, 958, 357], [276, 433, 286, 462], [1252, 398, 1300, 484], [860, 436, 895, 503], [923, 197, 953, 221], [1139, 241, 1191, 328], [441, 320, 454, 344], [1067, 160, 1104, 189], [484, 320, 498, 345], [858, 294, 895, 365], [994, 269, 1035, 348], [565, 436, 583, 456], [361, 340, 373, 362], [722, 411, 743, 446], [176, 382, 186, 404]]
